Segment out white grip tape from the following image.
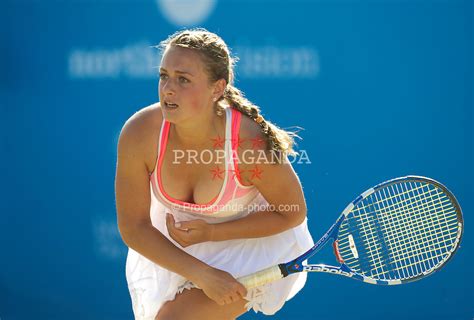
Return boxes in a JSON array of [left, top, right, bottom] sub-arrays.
[[237, 265, 284, 289]]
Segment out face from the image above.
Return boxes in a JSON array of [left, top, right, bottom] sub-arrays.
[[159, 45, 217, 123]]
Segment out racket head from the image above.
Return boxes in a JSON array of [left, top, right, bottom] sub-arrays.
[[335, 176, 463, 285]]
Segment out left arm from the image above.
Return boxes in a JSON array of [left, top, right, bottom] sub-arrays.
[[167, 157, 307, 246]]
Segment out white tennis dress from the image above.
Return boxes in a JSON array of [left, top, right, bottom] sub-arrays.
[[125, 107, 314, 319]]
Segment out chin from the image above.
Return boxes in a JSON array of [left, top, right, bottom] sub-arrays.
[[161, 109, 179, 123]]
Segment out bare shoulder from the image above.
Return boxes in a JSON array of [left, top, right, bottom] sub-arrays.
[[236, 113, 303, 210], [118, 102, 163, 173], [238, 113, 268, 150], [121, 102, 162, 136], [236, 113, 274, 186]]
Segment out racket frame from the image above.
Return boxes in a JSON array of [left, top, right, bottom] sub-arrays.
[[277, 175, 464, 285]]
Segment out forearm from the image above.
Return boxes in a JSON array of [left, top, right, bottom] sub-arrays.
[[120, 223, 209, 282], [211, 209, 306, 241]]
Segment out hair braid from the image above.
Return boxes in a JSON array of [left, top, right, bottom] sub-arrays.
[[222, 85, 297, 157]]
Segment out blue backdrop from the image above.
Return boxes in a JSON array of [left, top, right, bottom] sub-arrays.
[[1, 0, 472, 319]]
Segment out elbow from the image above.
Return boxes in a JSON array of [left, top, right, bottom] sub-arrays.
[[118, 223, 134, 247], [118, 221, 146, 248], [282, 206, 307, 228], [293, 208, 307, 226]]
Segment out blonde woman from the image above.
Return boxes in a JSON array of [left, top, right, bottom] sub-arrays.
[[115, 29, 314, 320]]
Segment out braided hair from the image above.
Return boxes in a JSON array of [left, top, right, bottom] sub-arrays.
[[159, 28, 299, 157]]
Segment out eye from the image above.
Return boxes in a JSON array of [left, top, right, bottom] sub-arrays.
[[178, 76, 190, 84], [159, 73, 168, 80]]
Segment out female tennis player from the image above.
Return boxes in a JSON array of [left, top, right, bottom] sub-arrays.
[[115, 29, 314, 320]]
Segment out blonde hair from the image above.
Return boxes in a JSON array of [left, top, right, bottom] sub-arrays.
[[159, 28, 299, 157]]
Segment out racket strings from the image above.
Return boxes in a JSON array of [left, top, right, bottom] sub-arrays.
[[371, 183, 457, 277], [376, 184, 458, 276], [339, 183, 439, 275], [372, 185, 451, 265], [356, 183, 433, 212], [338, 181, 461, 281], [372, 183, 458, 277], [368, 184, 446, 278], [354, 196, 387, 275]]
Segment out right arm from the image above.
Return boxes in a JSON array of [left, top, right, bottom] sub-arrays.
[[114, 108, 246, 304]]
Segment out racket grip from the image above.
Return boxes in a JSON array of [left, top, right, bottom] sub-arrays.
[[237, 265, 284, 289]]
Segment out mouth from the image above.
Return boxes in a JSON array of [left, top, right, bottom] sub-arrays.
[[164, 101, 179, 109]]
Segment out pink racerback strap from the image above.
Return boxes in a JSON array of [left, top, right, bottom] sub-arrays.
[[230, 109, 244, 185]]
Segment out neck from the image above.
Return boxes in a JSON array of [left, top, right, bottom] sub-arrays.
[[171, 110, 224, 148]]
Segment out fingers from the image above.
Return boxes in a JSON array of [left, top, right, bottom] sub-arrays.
[[199, 268, 247, 306], [175, 218, 206, 231], [216, 293, 240, 305], [221, 282, 247, 305], [166, 213, 210, 247], [232, 281, 247, 301], [165, 213, 175, 235], [237, 283, 248, 298], [166, 213, 182, 232], [222, 291, 243, 305], [166, 213, 192, 231], [166, 213, 189, 247], [175, 220, 195, 230], [223, 296, 234, 305]]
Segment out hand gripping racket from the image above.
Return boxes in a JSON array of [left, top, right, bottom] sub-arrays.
[[238, 176, 463, 288]]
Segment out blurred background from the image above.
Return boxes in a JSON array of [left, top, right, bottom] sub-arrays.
[[1, 0, 472, 319]]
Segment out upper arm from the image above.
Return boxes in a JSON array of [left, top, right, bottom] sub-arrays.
[[115, 107, 161, 242], [249, 155, 307, 223], [238, 117, 307, 224]]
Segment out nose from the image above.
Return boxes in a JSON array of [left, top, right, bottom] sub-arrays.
[[160, 78, 176, 96]]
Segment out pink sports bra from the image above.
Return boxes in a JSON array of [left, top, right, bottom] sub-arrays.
[[150, 107, 259, 215]]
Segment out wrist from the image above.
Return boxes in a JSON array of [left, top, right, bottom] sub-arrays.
[[208, 223, 217, 241], [187, 263, 213, 285], [208, 222, 229, 242]]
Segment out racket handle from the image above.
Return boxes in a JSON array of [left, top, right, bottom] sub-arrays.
[[238, 265, 284, 289]]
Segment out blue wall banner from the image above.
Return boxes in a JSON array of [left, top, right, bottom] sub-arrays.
[[1, 0, 472, 319]]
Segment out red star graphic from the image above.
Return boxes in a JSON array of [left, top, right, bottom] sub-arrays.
[[210, 166, 225, 180], [231, 135, 245, 149], [249, 135, 265, 150], [211, 135, 225, 149], [248, 165, 264, 180]]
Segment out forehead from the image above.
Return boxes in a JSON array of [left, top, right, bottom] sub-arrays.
[[160, 46, 206, 75]]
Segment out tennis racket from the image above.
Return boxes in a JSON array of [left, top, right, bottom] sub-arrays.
[[238, 176, 463, 288]]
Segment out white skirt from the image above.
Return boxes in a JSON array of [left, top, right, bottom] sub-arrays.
[[125, 195, 314, 320]]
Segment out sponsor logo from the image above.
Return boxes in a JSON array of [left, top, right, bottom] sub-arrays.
[[308, 265, 353, 277], [234, 45, 320, 79], [68, 44, 320, 80]]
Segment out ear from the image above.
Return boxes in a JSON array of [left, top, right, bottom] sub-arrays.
[[212, 79, 227, 101]]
